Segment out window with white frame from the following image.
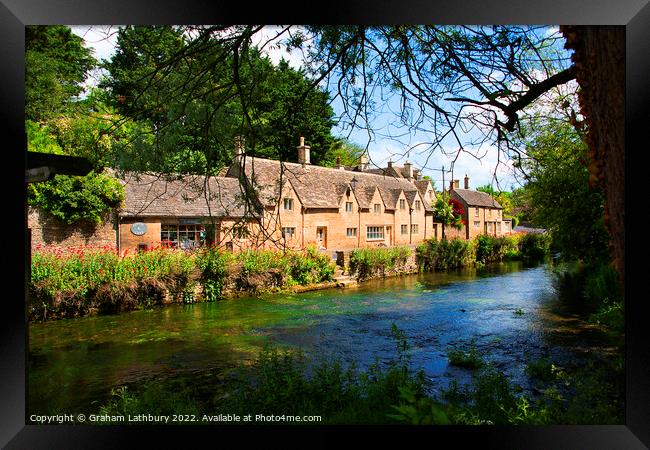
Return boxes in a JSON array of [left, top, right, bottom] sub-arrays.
[[283, 198, 293, 210], [346, 227, 357, 237], [367, 226, 384, 240], [161, 224, 205, 249], [411, 224, 419, 234], [475, 207, 479, 217], [345, 202, 353, 212], [474, 221, 480, 228], [401, 224, 408, 235]]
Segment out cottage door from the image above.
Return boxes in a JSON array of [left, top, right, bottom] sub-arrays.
[[316, 226, 327, 249]]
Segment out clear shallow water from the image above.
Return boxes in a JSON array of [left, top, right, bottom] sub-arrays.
[[28, 261, 612, 415]]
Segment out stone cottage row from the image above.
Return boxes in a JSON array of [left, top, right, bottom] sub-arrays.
[[28, 138, 512, 255]]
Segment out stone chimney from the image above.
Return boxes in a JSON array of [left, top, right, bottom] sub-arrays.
[[297, 136, 310, 165], [387, 160, 393, 169], [449, 179, 459, 191], [464, 174, 469, 189], [404, 161, 414, 181], [358, 153, 368, 171]]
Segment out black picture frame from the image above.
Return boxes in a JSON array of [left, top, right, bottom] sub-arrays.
[[2, 1, 648, 447]]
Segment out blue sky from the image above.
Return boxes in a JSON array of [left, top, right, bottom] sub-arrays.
[[71, 25, 569, 192]]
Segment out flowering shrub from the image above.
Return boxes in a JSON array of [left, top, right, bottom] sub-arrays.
[[30, 244, 197, 320], [29, 243, 336, 320], [433, 197, 465, 230]]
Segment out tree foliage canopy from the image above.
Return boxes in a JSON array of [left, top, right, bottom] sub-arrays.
[[26, 25, 96, 122], [518, 118, 610, 263], [100, 26, 339, 173]]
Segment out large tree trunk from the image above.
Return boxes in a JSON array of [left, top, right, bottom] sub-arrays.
[[560, 26, 625, 293]]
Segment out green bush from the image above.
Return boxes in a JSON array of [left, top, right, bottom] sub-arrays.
[[518, 233, 551, 262], [416, 238, 475, 271], [349, 246, 412, 280], [196, 247, 230, 301], [28, 172, 125, 225]]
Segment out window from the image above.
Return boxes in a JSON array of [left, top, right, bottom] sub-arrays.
[[475, 207, 479, 217], [415, 200, 421, 211], [161, 224, 178, 248], [346, 227, 357, 237], [178, 224, 200, 248], [345, 202, 353, 212], [401, 224, 408, 235], [400, 199, 406, 210], [161, 224, 205, 249], [488, 208, 492, 217], [283, 198, 293, 210], [487, 222, 493, 232], [496, 210, 501, 219], [497, 222, 501, 232], [367, 226, 384, 240], [374, 203, 381, 214], [474, 221, 480, 228], [281, 227, 296, 239], [505, 222, 509, 231], [411, 224, 419, 234]]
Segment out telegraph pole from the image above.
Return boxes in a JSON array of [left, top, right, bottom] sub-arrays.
[[431, 165, 451, 240]]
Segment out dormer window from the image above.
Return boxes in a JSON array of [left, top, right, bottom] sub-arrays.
[[374, 203, 381, 214], [400, 199, 406, 210], [415, 200, 421, 211], [283, 198, 293, 210]]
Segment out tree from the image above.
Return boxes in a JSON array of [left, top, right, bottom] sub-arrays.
[[25, 26, 126, 225], [25, 25, 96, 122], [519, 119, 610, 263], [319, 139, 365, 168], [101, 26, 338, 173], [560, 26, 625, 290]]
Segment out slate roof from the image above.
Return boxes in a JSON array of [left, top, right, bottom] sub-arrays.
[[414, 180, 433, 198], [228, 156, 433, 212], [452, 188, 503, 208], [118, 172, 248, 218]]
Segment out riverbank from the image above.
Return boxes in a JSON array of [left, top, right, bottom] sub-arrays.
[[28, 234, 550, 322]]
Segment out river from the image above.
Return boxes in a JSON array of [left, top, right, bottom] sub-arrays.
[[28, 261, 615, 416]]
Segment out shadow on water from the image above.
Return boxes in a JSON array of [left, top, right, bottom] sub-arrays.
[[28, 260, 620, 415]]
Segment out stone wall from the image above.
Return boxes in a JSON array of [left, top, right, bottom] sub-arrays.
[[28, 207, 117, 252]]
